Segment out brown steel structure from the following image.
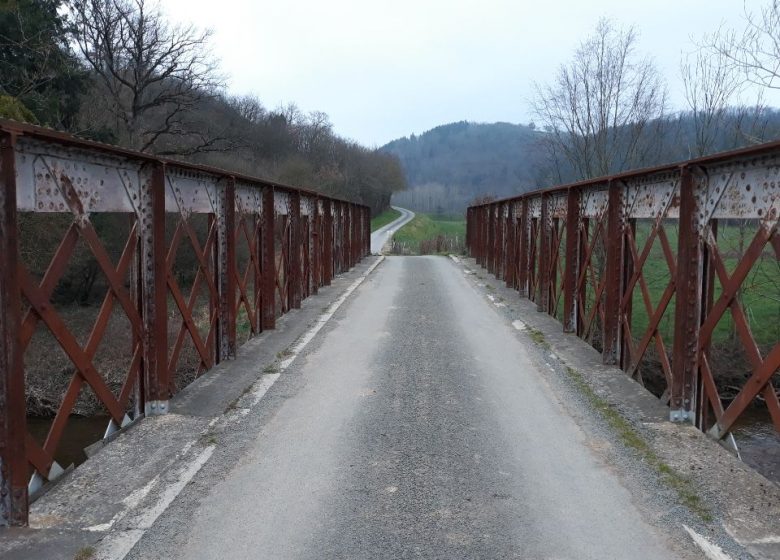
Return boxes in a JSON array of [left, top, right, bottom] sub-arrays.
[[468, 143, 780, 449], [0, 120, 370, 526]]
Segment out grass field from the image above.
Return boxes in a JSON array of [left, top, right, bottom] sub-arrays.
[[393, 213, 466, 254], [552, 220, 780, 353], [370, 208, 402, 232]]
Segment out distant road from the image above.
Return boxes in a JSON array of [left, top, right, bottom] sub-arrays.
[[370, 206, 415, 254]]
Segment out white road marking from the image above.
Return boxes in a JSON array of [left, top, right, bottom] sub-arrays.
[[247, 373, 282, 406], [279, 257, 384, 371], [683, 525, 734, 560], [85, 477, 159, 532], [90, 258, 385, 560], [95, 445, 215, 560]]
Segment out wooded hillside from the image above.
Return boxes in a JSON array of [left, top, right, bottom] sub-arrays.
[[0, 0, 406, 215]]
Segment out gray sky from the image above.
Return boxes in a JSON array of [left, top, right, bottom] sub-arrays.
[[161, 0, 773, 146]]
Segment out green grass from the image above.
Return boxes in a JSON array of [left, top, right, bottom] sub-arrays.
[[393, 213, 466, 253], [74, 547, 96, 560], [626, 221, 780, 348], [527, 327, 552, 350], [371, 208, 402, 232], [549, 220, 779, 350]]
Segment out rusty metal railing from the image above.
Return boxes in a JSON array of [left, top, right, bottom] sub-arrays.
[[0, 120, 370, 526], [468, 143, 780, 450]]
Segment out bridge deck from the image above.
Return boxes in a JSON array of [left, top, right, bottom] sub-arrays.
[[125, 256, 696, 559]]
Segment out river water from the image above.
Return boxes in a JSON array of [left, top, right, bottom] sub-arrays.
[[733, 409, 780, 484], [27, 415, 110, 469]]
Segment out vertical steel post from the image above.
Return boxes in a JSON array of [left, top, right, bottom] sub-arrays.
[[323, 199, 333, 285], [495, 203, 505, 280], [312, 199, 320, 294], [473, 206, 485, 266], [0, 131, 27, 527], [517, 198, 530, 297], [350, 205, 357, 266], [217, 178, 236, 361], [261, 187, 275, 329], [671, 167, 703, 423], [696, 220, 717, 430], [538, 194, 551, 312], [365, 207, 370, 257], [563, 187, 580, 333], [253, 208, 262, 333], [466, 208, 471, 254], [141, 162, 169, 415], [621, 218, 636, 370], [341, 203, 349, 271], [505, 210, 516, 289], [486, 205, 495, 274], [290, 191, 302, 309], [603, 181, 625, 365]]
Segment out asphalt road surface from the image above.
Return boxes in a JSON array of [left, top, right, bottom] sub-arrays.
[[134, 257, 696, 559], [370, 206, 415, 254]]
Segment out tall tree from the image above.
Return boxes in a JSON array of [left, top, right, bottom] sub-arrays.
[[0, 0, 85, 126], [707, 1, 780, 92], [69, 0, 227, 154], [531, 18, 667, 180], [680, 48, 743, 157]]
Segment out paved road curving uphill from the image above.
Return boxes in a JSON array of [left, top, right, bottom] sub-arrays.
[[370, 206, 415, 254]]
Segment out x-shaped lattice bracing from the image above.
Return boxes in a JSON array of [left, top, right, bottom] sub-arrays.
[[621, 216, 678, 390], [701, 222, 780, 437], [275, 215, 290, 313], [233, 212, 262, 334], [21, 171, 141, 487], [165, 212, 218, 391], [576, 217, 608, 343]]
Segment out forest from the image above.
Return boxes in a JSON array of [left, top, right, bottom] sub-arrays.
[[386, 109, 780, 215], [0, 0, 407, 216], [388, 13, 780, 214]]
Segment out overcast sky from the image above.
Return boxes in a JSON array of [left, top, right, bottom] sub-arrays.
[[160, 0, 774, 147]]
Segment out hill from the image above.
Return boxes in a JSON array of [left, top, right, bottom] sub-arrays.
[[382, 121, 544, 214]]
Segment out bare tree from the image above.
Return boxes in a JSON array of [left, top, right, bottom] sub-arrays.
[[707, 1, 780, 92], [531, 18, 667, 180], [680, 48, 743, 157], [69, 0, 226, 154]]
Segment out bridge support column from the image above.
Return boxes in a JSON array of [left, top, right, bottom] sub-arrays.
[[323, 200, 333, 285], [141, 163, 169, 416], [517, 199, 530, 297], [261, 187, 276, 329], [563, 187, 580, 333], [505, 211, 516, 289], [487, 205, 495, 274], [670, 167, 704, 423], [363, 207, 371, 257], [537, 194, 551, 312], [290, 191, 302, 309], [216, 178, 236, 361], [603, 181, 625, 366], [312, 199, 320, 294], [0, 131, 28, 526]]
